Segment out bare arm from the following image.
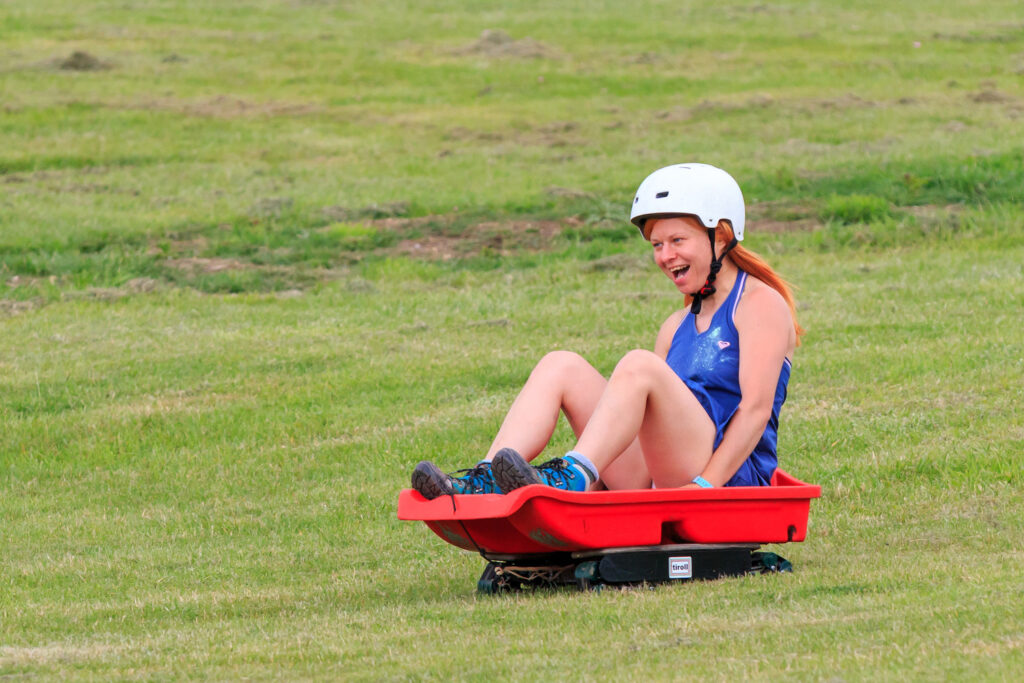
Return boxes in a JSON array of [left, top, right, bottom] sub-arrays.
[[654, 310, 685, 359], [698, 284, 795, 486]]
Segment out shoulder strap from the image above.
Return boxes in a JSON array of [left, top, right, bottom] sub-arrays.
[[729, 271, 748, 323]]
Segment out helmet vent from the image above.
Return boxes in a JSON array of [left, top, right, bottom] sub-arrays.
[[655, 191, 669, 198]]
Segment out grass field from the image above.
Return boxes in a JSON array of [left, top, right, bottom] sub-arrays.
[[2, 1, 1023, 679]]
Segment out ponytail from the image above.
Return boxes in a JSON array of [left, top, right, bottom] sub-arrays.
[[686, 222, 806, 346]]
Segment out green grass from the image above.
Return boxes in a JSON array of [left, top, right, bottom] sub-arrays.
[[2, 0, 1024, 679]]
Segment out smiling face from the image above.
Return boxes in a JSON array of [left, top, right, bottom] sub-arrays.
[[646, 216, 716, 294]]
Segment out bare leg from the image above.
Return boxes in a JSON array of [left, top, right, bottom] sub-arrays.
[[484, 351, 645, 482], [574, 349, 716, 488], [597, 443, 652, 490]]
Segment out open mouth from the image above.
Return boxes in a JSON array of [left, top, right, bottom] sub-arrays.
[[670, 265, 690, 279]]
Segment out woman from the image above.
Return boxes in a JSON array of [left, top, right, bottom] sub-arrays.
[[411, 163, 804, 498]]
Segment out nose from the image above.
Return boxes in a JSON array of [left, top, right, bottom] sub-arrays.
[[655, 242, 677, 266]]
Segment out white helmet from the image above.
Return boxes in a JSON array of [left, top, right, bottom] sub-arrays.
[[630, 163, 745, 241]]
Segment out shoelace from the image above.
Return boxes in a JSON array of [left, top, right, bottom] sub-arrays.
[[437, 482, 489, 560], [534, 458, 578, 489], [450, 463, 493, 494]]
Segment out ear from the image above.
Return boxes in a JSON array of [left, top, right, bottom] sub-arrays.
[[715, 219, 736, 251]]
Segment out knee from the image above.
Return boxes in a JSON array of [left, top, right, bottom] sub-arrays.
[[532, 350, 591, 380], [611, 349, 662, 385]]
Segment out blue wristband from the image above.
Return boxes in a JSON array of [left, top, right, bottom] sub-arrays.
[[692, 476, 713, 488]]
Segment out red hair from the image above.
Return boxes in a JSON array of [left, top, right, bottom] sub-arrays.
[[696, 221, 805, 346]]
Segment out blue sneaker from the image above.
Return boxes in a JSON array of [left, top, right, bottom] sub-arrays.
[[491, 448, 589, 493], [411, 461, 503, 500]]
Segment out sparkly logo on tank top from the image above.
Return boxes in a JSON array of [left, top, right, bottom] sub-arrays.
[[717, 341, 731, 350]]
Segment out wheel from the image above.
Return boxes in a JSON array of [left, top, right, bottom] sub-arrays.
[[477, 562, 501, 594], [573, 560, 600, 591]]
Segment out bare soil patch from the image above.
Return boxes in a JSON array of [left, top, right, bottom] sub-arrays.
[[0, 298, 43, 315], [454, 29, 555, 60], [812, 93, 879, 110], [368, 203, 820, 262], [544, 186, 595, 200], [394, 234, 463, 260], [58, 51, 111, 71], [753, 216, 820, 233], [248, 197, 294, 218], [969, 89, 1014, 104], [393, 218, 566, 260], [583, 253, 651, 273], [0, 643, 126, 666], [323, 201, 410, 222], [163, 257, 253, 274], [134, 95, 323, 119], [441, 120, 585, 151], [748, 200, 821, 233]]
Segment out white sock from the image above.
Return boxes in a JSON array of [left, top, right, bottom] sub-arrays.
[[564, 450, 599, 484]]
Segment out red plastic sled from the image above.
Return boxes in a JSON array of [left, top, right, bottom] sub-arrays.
[[398, 469, 821, 555]]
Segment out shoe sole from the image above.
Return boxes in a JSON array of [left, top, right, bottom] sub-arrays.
[[411, 461, 453, 500], [491, 448, 541, 492]]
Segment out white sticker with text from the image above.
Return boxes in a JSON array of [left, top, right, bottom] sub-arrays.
[[668, 556, 692, 579]]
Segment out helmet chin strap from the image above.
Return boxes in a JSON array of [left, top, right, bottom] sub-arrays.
[[690, 229, 738, 315]]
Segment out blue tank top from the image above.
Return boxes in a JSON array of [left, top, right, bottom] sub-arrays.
[[664, 271, 791, 486]]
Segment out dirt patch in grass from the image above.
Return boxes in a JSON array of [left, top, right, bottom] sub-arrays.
[[164, 257, 253, 273], [323, 201, 410, 222], [58, 51, 111, 71], [0, 643, 126, 666], [134, 95, 323, 119], [748, 200, 822, 233], [813, 93, 879, 110], [393, 218, 567, 260], [583, 253, 651, 272], [439, 120, 586, 154], [968, 89, 1014, 104], [753, 216, 821, 233], [932, 28, 1024, 44], [0, 203, 824, 304], [454, 29, 555, 59], [442, 127, 507, 143], [902, 204, 967, 219], [544, 186, 595, 200], [248, 197, 294, 218], [395, 234, 463, 260], [157, 203, 819, 271], [0, 298, 43, 315]]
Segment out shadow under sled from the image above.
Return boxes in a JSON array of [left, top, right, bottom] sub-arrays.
[[398, 468, 821, 592]]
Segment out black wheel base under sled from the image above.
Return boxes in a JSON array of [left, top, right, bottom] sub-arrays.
[[476, 543, 792, 594]]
